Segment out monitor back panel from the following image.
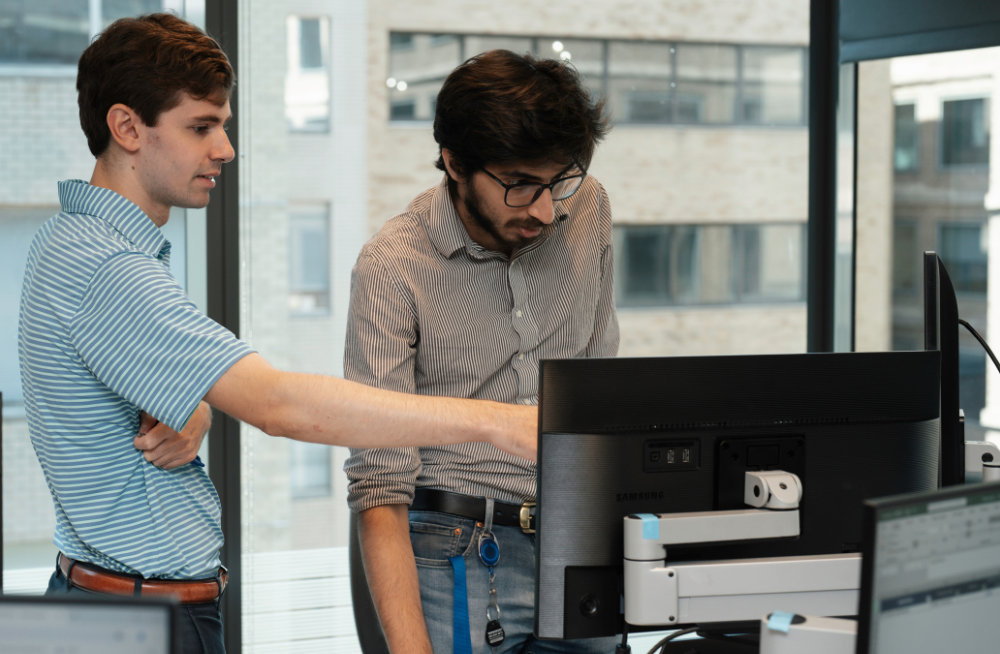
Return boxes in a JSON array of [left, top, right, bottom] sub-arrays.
[[535, 351, 942, 640]]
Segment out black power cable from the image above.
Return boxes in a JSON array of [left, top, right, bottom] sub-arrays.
[[645, 627, 699, 654], [958, 319, 1000, 377]]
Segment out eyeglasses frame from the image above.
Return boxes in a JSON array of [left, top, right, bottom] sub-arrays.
[[480, 168, 587, 208]]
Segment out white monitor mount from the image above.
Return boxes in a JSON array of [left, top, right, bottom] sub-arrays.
[[623, 470, 860, 628]]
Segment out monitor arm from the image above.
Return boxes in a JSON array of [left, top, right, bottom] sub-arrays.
[[965, 441, 1000, 483], [623, 471, 860, 628]]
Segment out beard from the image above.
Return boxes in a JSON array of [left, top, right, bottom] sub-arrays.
[[464, 176, 546, 253]]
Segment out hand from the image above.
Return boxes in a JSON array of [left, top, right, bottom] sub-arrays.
[[133, 402, 212, 470]]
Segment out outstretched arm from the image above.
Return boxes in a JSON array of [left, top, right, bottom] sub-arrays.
[[203, 353, 537, 461]]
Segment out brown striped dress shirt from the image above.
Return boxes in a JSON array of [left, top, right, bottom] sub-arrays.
[[344, 175, 619, 511]]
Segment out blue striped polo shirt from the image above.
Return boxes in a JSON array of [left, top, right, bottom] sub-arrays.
[[18, 180, 254, 580]]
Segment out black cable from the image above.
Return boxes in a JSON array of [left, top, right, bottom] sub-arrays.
[[616, 622, 631, 653], [959, 319, 1000, 377], [645, 627, 699, 654]]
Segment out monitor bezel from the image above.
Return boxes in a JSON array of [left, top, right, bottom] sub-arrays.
[[856, 480, 1000, 654], [0, 592, 181, 653]]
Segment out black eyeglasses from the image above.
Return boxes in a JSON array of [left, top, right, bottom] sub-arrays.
[[481, 168, 586, 208]]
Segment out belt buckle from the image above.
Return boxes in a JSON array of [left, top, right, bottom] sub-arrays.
[[519, 501, 536, 534]]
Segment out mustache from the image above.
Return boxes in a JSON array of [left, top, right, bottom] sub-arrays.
[[510, 218, 546, 231]]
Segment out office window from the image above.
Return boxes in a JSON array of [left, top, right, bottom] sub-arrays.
[[387, 34, 808, 128], [742, 47, 805, 125], [892, 220, 919, 294], [941, 98, 990, 167], [675, 44, 738, 124], [286, 16, 330, 132], [0, 0, 161, 67], [735, 224, 805, 302], [289, 441, 332, 499], [607, 41, 674, 123], [288, 207, 330, 315], [894, 103, 919, 171], [614, 224, 805, 308], [938, 222, 988, 295]]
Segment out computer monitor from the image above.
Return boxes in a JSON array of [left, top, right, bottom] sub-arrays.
[[0, 594, 179, 653], [534, 351, 941, 641], [856, 481, 1000, 654], [924, 251, 964, 486]]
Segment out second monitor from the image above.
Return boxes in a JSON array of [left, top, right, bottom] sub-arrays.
[[534, 351, 941, 640]]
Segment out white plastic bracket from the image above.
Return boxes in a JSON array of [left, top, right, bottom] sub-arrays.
[[965, 441, 1000, 482]]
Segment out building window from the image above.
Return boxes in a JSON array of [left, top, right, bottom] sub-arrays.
[[289, 441, 331, 499], [285, 16, 330, 133], [614, 223, 805, 308], [1, 0, 163, 67], [894, 104, 920, 171], [288, 206, 330, 315], [387, 32, 807, 127], [741, 47, 806, 126], [940, 98, 990, 167], [938, 222, 988, 295], [892, 219, 919, 294]]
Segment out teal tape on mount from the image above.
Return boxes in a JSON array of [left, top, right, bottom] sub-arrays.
[[767, 611, 796, 633], [634, 513, 660, 540]]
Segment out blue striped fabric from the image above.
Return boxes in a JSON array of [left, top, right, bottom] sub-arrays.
[[18, 180, 253, 580]]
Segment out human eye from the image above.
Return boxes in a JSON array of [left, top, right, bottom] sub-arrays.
[[192, 125, 208, 135]]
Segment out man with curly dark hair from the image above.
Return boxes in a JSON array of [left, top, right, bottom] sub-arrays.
[[346, 49, 619, 654]]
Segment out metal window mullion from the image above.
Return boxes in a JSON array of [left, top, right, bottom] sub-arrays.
[[89, 0, 102, 39], [205, 1, 242, 652], [736, 45, 745, 125]]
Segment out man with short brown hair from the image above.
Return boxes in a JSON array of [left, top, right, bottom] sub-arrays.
[[20, 15, 535, 653]]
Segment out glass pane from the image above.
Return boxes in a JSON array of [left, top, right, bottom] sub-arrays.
[[463, 35, 533, 58], [894, 103, 919, 171], [941, 98, 991, 167], [102, 0, 162, 26], [1, 1, 206, 595], [742, 46, 804, 125], [607, 41, 673, 123], [240, 1, 362, 650], [387, 33, 461, 121], [0, 0, 89, 65], [856, 46, 998, 446], [675, 43, 737, 124], [286, 16, 330, 132]]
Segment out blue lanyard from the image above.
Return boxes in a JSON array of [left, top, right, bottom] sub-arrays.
[[449, 555, 474, 654]]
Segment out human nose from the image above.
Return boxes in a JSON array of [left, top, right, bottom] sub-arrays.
[[214, 130, 236, 164], [527, 187, 555, 224]]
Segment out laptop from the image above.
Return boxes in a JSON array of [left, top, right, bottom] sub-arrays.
[[0, 593, 179, 653], [857, 481, 1000, 653]]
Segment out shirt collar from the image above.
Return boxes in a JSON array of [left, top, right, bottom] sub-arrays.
[[424, 176, 562, 260], [58, 179, 171, 261]]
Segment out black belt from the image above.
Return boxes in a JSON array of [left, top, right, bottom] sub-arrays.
[[411, 488, 536, 533]]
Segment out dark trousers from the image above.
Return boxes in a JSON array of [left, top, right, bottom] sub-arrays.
[[46, 564, 225, 654]]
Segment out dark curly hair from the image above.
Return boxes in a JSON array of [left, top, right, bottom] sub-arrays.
[[433, 49, 609, 181], [77, 13, 235, 157]]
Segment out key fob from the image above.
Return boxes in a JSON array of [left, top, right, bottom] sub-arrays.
[[485, 619, 505, 647], [479, 533, 500, 567]]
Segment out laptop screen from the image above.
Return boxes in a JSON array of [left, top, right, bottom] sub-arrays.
[[858, 482, 1000, 654], [0, 595, 176, 654]]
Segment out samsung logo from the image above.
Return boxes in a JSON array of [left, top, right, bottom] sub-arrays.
[[616, 491, 665, 502]]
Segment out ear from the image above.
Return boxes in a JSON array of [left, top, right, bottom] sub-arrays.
[[441, 148, 467, 184], [106, 103, 144, 154]]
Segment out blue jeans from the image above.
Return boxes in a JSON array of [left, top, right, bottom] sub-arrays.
[[410, 510, 616, 654], [46, 564, 224, 654]]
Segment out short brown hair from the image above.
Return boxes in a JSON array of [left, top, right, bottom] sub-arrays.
[[77, 13, 235, 157], [434, 50, 609, 179]]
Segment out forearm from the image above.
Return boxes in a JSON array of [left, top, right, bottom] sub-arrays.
[[359, 505, 432, 654], [206, 354, 537, 460]]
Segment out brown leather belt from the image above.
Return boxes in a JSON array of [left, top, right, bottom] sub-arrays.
[[59, 553, 226, 604]]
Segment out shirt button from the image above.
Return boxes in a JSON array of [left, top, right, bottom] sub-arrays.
[[516, 310, 522, 318], [519, 354, 524, 361], [522, 399, 532, 405]]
